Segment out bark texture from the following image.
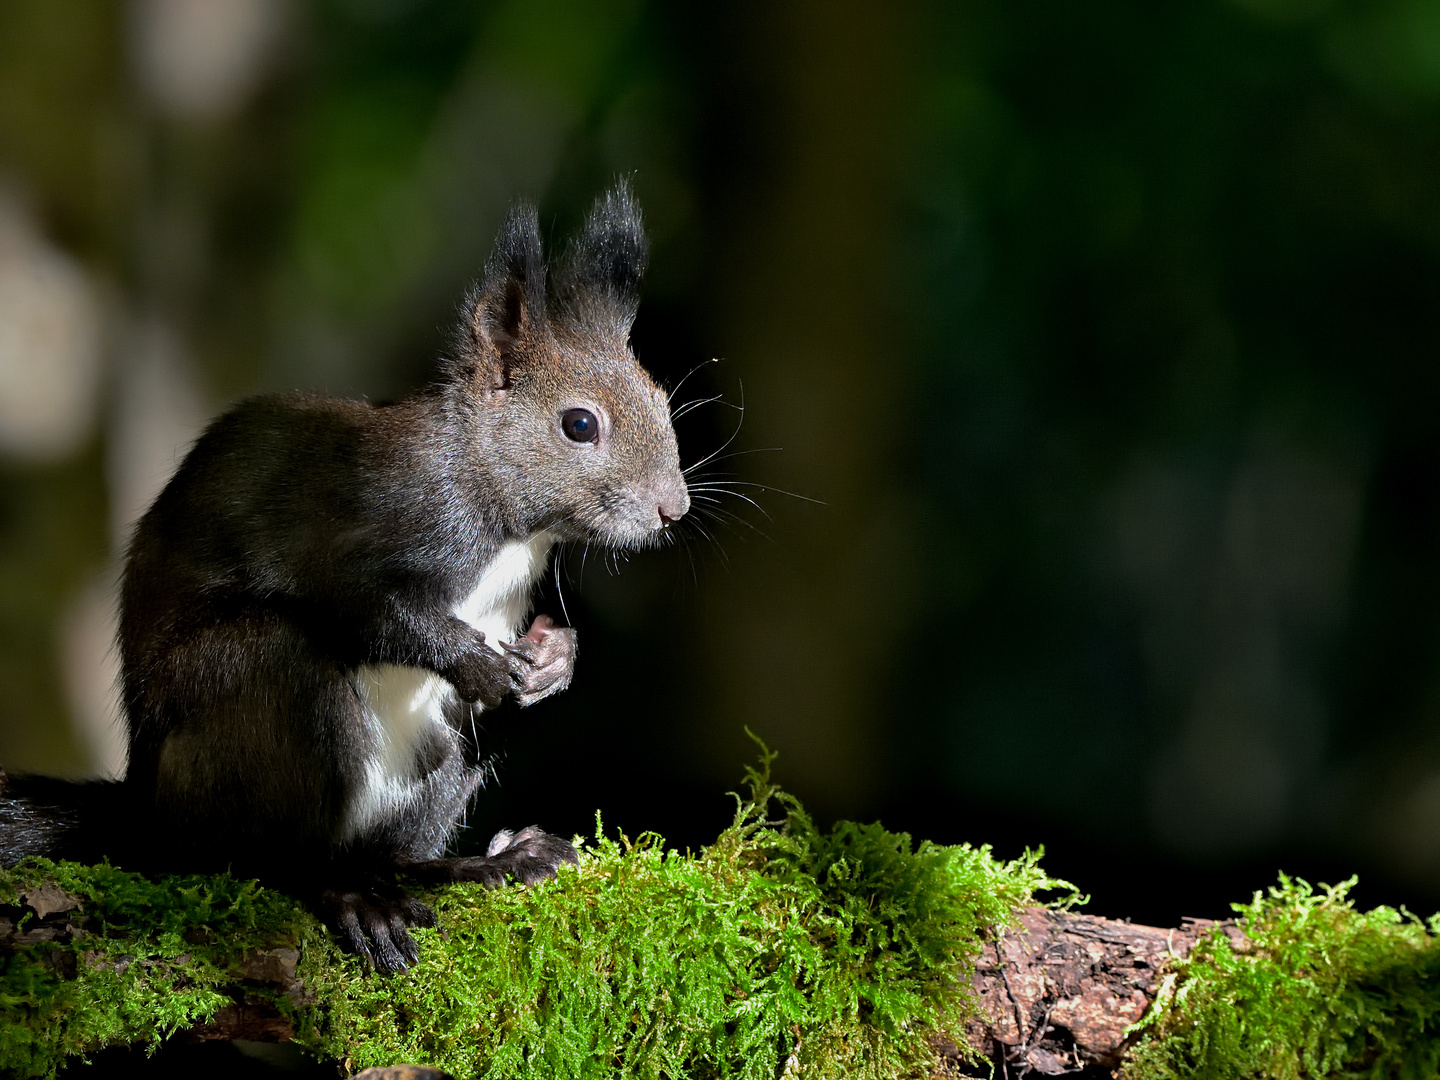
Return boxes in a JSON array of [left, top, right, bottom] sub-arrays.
[[938, 906, 1244, 1076]]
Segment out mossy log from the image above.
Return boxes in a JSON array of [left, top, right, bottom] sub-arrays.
[[0, 888, 1229, 1076], [3, 759, 1438, 1079]]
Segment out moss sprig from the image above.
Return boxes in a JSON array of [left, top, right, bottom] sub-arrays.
[[0, 858, 323, 1077], [1124, 874, 1440, 1079], [312, 743, 1063, 1078]]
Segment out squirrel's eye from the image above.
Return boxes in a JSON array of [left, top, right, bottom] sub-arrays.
[[561, 408, 599, 443]]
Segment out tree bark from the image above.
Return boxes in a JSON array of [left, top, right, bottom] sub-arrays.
[[938, 906, 1244, 1076]]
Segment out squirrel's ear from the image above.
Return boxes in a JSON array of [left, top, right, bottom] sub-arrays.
[[554, 178, 648, 340], [455, 203, 548, 394]]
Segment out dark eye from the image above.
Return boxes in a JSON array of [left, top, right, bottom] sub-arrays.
[[561, 408, 599, 443]]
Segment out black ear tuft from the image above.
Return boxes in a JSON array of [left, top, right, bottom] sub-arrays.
[[451, 202, 548, 391], [555, 178, 648, 339], [484, 202, 548, 313]]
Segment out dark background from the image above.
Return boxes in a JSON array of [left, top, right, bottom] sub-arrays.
[[2, 0, 1440, 935]]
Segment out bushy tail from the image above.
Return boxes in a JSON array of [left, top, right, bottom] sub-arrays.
[[0, 766, 126, 868]]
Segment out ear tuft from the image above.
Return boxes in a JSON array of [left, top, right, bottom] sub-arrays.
[[554, 178, 648, 339], [484, 202, 547, 311], [448, 203, 548, 392]]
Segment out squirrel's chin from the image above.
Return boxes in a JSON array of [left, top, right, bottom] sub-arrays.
[[578, 520, 672, 551]]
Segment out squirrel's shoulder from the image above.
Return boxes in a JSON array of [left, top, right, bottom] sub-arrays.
[[190, 389, 438, 456], [207, 389, 380, 431]]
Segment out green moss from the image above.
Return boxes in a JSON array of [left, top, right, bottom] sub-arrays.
[[11, 753, 1437, 1079], [0, 751, 1065, 1078], [1124, 875, 1440, 1080], [308, 749, 1066, 1078], [0, 859, 327, 1077]]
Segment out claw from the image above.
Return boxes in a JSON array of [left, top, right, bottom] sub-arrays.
[[320, 886, 436, 973], [501, 622, 576, 707]]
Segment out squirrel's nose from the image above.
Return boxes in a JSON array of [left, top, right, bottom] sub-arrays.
[[657, 484, 689, 526]]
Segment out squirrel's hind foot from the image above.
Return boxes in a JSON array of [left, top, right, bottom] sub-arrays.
[[320, 885, 436, 973], [408, 825, 579, 887]]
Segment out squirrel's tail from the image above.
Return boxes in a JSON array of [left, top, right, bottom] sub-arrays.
[[0, 766, 126, 867]]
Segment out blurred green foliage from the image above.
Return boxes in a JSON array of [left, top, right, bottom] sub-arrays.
[[898, 0, 1440, 882], [0, 0, 1438, 916]]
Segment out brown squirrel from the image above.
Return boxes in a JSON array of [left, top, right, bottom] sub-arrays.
[[0, 182, 689, 971]]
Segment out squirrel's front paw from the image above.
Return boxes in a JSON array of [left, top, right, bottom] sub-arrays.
[[502, 615, 576, 706], [447, 637, 510, 709]]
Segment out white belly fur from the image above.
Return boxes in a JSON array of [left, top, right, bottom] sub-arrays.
[[340, 531, 556, 840]]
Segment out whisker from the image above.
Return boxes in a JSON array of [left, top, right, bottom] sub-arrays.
[[676, 528, 699, 586], [693, 488, 772, 521], [671, 393, 727, 422], [691, 498, 771, 527], [667, 357, 720, 404], [683, 517, 728, 565], [552, 542, 572, 627], [683, 447, 783, 475], [696, 499, 770, 530], [694, 504, 770, 541], [690, 480, 826, 506], [681, 380, 747, 475]]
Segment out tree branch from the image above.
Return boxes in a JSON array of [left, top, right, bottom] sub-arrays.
[[0, 885, 1239, 1078], [941, 907, 1245, 1076]]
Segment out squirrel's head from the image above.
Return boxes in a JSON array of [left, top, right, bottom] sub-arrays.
[[445, 182, 689, 547]]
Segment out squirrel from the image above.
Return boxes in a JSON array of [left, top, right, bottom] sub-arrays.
[[0, 182, 690, 971]]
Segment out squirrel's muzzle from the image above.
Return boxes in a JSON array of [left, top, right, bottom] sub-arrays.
[[655, 477, 689, 528]]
